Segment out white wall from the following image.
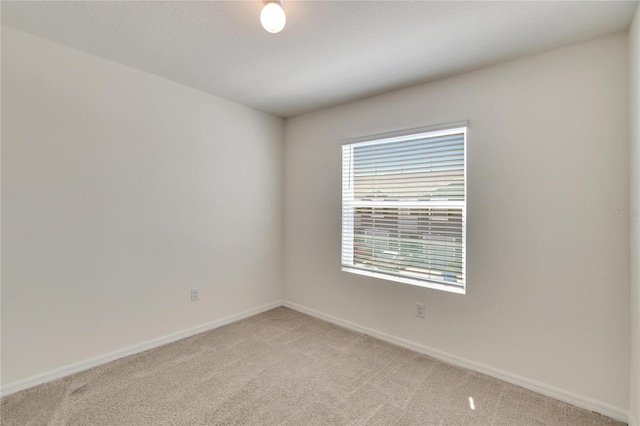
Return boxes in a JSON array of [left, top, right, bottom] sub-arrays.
[[630, 5, 640, 426], [1, 27, 284, 385], [284, 32, 630, 411]]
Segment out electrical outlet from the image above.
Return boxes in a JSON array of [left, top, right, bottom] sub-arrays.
[[191, 288, 199, 301], [416, 303, 425, 318]]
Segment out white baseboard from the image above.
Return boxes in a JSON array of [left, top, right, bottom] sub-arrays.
[[282, 301, 630, 424], [0, 300, 283, 398], [1, 298, 631, 425]]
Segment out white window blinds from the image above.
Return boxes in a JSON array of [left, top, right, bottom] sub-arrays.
[[341, 123, 467, 294]]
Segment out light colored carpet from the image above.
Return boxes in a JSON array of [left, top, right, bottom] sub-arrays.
[[1, 307, 625, 426]]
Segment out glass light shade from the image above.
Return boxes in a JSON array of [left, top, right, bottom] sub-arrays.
[[260, 2, 286, 34]]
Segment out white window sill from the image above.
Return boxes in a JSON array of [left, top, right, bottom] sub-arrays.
[[342, 266, 466, 295]]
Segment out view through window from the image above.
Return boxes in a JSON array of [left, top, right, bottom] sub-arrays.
[[341, 123, 467, 294]]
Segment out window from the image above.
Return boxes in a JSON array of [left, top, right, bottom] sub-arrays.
[[341, 122, 467, 294]]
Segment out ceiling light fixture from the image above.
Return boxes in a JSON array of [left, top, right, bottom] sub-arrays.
[[260, 0, 286, 34]]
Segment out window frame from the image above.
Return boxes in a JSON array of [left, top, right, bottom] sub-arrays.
[[341, 121, 468, 295]]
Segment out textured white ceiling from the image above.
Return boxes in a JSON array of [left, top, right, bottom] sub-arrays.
[[2, 1, 637, 117]]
